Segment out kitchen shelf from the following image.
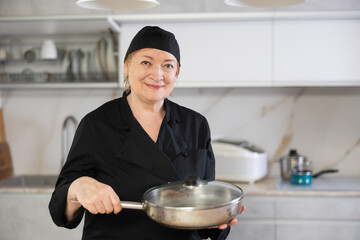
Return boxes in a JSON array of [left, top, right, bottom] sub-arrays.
[[0, 72, 119, 89], [0, 58, 62, 64], [0, 82, 119, 89], [0, 15, 120, 89]]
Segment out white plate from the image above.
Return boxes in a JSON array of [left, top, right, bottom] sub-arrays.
[[62, 52, 70, 74], [106, 36, 117, 80], [71, 50, 81, 81], [93, 47, 100, 80], [81, 51, 90, 81], [87, 51, 92, 81], [94, 40, 104, 81], [97, 37, 107, 80]]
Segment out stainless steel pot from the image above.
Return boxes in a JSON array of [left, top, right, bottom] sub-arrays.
[[279, 149, 339, 184], [121, 176, 244, 229], [278, 149, 310, 180]]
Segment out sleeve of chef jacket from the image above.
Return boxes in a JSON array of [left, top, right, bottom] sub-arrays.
[[49, 118, 95, 229], [196, 120, 231, 240]]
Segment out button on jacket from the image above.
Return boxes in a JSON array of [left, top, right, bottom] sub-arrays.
[[49, 92, 230, 240]]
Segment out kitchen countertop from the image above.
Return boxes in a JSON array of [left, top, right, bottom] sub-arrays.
[[1, 176, 360, 197], [234, 176, 360, 197], [0, 187, 54, 193]]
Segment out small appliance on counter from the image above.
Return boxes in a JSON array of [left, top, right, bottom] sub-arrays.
[[212, 140, 268, 184]]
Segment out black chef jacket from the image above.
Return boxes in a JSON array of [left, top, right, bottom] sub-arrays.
[[49, 92, 230, 240]]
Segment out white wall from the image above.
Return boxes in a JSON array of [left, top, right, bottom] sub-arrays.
[[1, 86, 359, 177]]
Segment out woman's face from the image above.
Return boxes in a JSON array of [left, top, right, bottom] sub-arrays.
[[124, 48, 179, 105]]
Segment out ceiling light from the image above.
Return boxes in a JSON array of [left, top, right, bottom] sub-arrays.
[[224, 0, 307, 8], [76, 0, 160, 11]]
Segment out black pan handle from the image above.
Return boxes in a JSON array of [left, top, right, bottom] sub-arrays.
[[312, 169, 339, 178]]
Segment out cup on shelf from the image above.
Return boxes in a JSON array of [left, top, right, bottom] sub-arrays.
[[40, 39, 57, 60], [10, 39, 22, 60]]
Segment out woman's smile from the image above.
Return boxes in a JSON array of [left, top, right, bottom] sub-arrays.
[[144, 82, 165, 90]]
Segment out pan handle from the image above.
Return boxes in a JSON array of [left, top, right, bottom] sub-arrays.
[[121, 201, 144, 210], [69, 199, 144, 210], [312, 169, 339, 178]]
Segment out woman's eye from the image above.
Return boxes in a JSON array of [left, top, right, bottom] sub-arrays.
[[141, 61, 151, 66], [164, 64, 174, 69]]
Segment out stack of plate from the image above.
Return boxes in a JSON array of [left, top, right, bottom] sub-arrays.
[[93, 37, 117, 82], [62, 36, 117, 82]]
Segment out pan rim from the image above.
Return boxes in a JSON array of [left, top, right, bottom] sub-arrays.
[[143, 192, 244, 210]]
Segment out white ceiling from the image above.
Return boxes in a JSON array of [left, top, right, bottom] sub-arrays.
[[146, 0, 360, 13], [0, 0, 360, 17]]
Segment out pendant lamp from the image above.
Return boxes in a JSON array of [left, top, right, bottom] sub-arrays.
[[76, 0, 160, 11], [224, 0, 307, 8]]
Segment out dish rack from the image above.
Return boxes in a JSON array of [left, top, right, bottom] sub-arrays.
[[0, 33, 119, 87]]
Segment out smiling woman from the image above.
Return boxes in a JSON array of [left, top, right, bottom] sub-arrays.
[[124, 48, 178, 108], [49, 26, 244, 240], [123, 50, 180, 94]]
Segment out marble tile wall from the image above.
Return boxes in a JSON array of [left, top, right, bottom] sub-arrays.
[[1, 87, 359, 177]]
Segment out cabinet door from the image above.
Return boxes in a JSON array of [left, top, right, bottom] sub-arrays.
[[275, 196, 360, 240], [273, 19, 360, 86], [120, 22, 272, 87], [228, 196, 276, 240], [275, 196, 360, 220], [0, 193, 83, 240]]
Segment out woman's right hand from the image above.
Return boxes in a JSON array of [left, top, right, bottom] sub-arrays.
[[67, 176, 122, 218]]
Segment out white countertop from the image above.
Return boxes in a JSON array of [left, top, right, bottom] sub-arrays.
[[234, 176, 360, 197], [1, 176, 360, 197]]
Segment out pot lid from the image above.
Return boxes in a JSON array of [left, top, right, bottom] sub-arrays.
[[283, 149, 308, 162], [143, 176, 244, 209]]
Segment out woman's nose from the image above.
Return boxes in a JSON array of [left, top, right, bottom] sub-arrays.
[[150, 65, 163, 81]]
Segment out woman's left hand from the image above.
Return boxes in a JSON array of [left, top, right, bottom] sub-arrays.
[[217, 205, 246, 230]]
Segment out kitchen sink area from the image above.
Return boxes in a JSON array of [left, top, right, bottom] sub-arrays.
[[0, 175, 58, 188]]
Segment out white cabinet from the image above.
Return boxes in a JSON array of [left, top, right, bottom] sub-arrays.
[[1, 192, 359, 240], [119, 21, 272, 87], [273, 19, 360, 86], [275, 196, 360, 240], [228, 195, 360, 240], [228, 196, 276, 240], [0, 192, 83, 240], [118, 12, 360, 88]]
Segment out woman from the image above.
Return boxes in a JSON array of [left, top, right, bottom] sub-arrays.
[[49, 26, 244, 240]]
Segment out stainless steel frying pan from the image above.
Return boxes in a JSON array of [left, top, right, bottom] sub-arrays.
[[74, 176, 244, 229]]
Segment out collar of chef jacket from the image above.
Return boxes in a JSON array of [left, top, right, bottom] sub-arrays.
[[115, 91, 187, 182]]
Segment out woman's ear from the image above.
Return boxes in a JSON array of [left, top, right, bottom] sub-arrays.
[[124, 60, 129, 76]]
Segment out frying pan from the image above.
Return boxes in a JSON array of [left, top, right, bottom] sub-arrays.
[[74, 176, 244, 229]]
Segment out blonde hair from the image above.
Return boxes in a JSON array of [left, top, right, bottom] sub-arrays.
[[123, 51, 180, 95]]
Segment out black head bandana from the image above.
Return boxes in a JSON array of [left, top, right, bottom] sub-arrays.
[[124, 26, 181, 66]]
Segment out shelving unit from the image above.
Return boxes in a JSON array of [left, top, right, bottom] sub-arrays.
[[0, 16, 120, 89]]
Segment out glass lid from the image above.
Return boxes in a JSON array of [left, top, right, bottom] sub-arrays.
[[143, 176, 244, 209]]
